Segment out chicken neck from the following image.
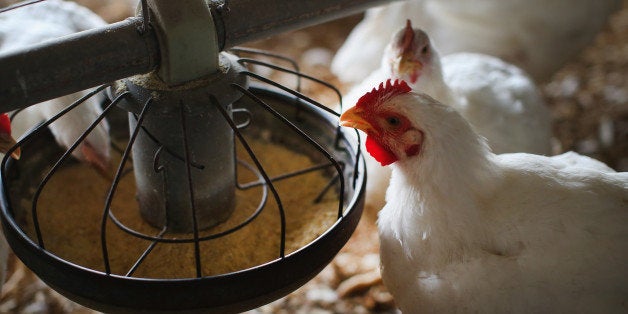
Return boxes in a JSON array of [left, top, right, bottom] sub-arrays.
[[379, 114, 499, 265]]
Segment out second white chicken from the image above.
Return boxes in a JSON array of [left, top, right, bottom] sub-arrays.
[[0, 0, 111, 172], [332, 0, 621, 83]]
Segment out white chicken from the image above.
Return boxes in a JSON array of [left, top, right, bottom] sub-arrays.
[[339, 79, 628, 313], [0, 0, 111, 172], [344, 21, 551, 210], [332, 0, 621, 83]]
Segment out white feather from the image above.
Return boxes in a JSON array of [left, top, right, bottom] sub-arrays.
[[441, 52, 552, 155]]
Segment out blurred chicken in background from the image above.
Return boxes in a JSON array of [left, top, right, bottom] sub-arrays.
[[332, 0, 621, 83], [343, 21, 552, 210]]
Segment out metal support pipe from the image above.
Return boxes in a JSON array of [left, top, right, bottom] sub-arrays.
[[0, 0, 397, 111], [210, 0, 394, 50], [0, 17, 159, 112]]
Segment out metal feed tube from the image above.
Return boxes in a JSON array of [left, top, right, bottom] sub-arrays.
[[120, 0, 245, 232], [118, 54, 247, 232]]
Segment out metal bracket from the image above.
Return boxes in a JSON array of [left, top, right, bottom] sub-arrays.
[[147, 0, 220, 85]]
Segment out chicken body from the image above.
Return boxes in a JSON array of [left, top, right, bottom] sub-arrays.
[[0, 0, 110, 171], [440, 52, 552, 155], [332, 0, 621, 83], [340, 81, 628, 313], [343, 24, 551, 210]]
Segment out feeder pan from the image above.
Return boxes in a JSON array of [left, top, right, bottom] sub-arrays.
[[0, 0, 386, 312], [0, 81, 365, 313]]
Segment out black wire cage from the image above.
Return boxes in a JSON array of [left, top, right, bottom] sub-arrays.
[[0, 0, 391, 312]]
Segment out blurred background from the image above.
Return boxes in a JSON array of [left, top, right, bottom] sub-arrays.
[[0, 0, 625, 313]]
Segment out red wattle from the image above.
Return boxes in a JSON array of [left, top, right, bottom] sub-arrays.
[[0, 113, 11, 135], [366, 136, 398, 166]]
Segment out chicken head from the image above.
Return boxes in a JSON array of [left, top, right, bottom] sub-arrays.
[[340, 79, 424, 166], [0, 113, 20, 160], [386, 20, 433, 84]]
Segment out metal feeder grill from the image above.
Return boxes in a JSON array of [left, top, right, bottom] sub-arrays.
[[0, 0, 396, 312]]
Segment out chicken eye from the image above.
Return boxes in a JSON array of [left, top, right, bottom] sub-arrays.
[[421, 45, 429, 54], [387, 116, 401, 126]]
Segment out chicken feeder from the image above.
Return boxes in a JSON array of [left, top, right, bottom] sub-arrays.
[[0, 0, 393, 312], [0, 82, 366, 313]]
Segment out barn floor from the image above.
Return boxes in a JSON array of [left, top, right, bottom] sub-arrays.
[[0, 0, 626, 313]]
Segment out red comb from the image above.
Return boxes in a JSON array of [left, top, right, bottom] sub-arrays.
[[402, 19, 414, 50], [0, 113, 11, 135], [356, 79, 412, 109]]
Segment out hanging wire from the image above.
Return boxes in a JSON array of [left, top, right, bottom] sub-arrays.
[[232, 107, 252, 129], [234, 54, 355, 202], [209, 93, 287, 258], [106, 162, 269, 244], [234, 56, 364, 188], [7, 85, 109, 164], [237, 60, 342, 116], [180, 103, 203, 277], [125, 226, 167, 277], [237, 162, 337, 190], [137, 123, 205, 170], [239, 66, 361, 181], [239, 53, 364, 189], [313, 161, 345, 204], [153, 145, 166, 173], [28, 85, 118, 248], [229, 48, 302, 93], [232, 83, 346, 219], [100, 96, 153, 275]]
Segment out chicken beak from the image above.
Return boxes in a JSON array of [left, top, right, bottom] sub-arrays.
[[339, 107, 375, 133], [399, 54, 422, 84], [0, 133, 21, 160]]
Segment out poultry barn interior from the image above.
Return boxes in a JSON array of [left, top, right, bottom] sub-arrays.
[[0, 0, 626, 313]]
